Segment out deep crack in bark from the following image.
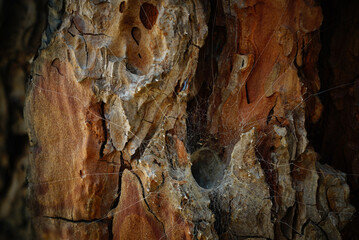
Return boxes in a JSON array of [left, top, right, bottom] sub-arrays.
[[132, 172, 168, 240]]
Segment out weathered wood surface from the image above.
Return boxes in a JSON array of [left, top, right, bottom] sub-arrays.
[[24, 0, 356, 239]]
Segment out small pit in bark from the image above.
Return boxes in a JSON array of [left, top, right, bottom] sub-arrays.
[[131, 27, 141, 45], [119, 1, 125, 13], [191, 148, 225, 189]]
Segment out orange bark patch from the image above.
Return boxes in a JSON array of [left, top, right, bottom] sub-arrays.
[[27, 59, 119, 220], [113, 170, 166, 240], [208, 0, 322, 148], [174, 135, 189, 167]]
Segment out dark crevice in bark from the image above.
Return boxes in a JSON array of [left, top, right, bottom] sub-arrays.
[[257, 136, 290, 238], [279, 205, 295, 239], [245, 83, 250, 104], [238, 237, 270, 239], [189, 41, 201, 49], [187, 0, 228, 236], [109, 183, 121, 211], [291, 203, 300, 238], [192, 221, 198, 238], [43, 215, 102, 223], [117, 154, 131, 195], [82, 36, 89, 68], [209, 194, 231, 237], [108, 153, 132, 238], [186, 0, 226, 154], [51, 58, 64, 76], [107, 218, 113, 240], [256, 145, 279, 212], [266, 105, 275, 125], [192, 219, 214, 239], [132, 135, 150, 161], [99, 101, 107, 159]]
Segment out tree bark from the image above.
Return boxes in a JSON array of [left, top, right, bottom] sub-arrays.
[[24, 0, 356, 239]]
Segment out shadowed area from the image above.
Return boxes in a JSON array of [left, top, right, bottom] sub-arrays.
[[191, 148, 225, 189]]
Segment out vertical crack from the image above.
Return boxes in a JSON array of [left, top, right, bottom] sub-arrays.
[[132, 172, 168, 239], [186, 0, 226, 154], [108, 154, 132, 238], [99, 101, 107, 159], [245, 83, 250, 104], [187, 0, 227, 237], [107, 218, 114, 240], [209, 194, 231, 236]]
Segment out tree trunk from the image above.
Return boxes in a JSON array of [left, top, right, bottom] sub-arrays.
[[24, 0, 356, 239]]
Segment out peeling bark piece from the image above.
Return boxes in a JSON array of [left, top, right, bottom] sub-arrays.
[[276, 26, 294, 57], [173, 135, 190, 168], [264, 63, 280, 97], [317, 164, 355, 231], [271, 126, 295, 217], [292, 148, 321, 234], [299, 222, 326, 240], [299, 5, 323, 33], [108, 96, 130, 151], [216, 128, 274, 239], [319, 216, 342, 240]]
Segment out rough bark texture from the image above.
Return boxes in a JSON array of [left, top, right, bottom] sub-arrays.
[[21, 0, 358, 239]]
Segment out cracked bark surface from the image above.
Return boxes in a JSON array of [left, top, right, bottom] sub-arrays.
[[24, 0, 356, 239]]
